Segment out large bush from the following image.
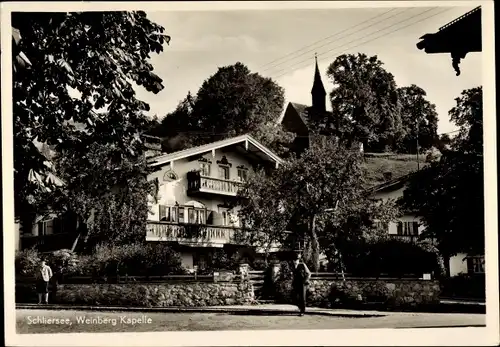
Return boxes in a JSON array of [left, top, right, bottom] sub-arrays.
[[15, 248, 42, 277], [208, 249, 240, 272], [66, 242, 184, 278], [46, 249, 80, 278], [334, 237, 444, 278], [274, 261, 293, 303]]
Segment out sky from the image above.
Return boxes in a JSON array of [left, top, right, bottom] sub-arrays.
[[134, 5, 482, 135]]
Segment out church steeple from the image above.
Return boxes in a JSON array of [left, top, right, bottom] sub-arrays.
[[311, 54, 326, 112]]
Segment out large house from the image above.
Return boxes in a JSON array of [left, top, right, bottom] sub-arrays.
[[145, 134, 283, 270], [368, 174, 426, 244], [369, 173, 484, 277]]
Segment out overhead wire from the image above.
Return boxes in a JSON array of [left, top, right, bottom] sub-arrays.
[[270, 7, 452, 80], [258, 7, 407, 71]]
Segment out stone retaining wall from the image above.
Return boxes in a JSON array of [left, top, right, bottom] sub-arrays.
[[310, 279, 440, 307], [17, 282, 256, 307], [276, 278, 441, 309]]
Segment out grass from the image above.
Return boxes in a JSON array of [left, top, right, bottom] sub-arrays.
[[363, 152, 426, 188], [16, 309, 485, 333]]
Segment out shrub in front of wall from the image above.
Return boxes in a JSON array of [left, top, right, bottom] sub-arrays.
[[251, 259, 268, 271], [142, 243, 184, 276], [208, 249, 239, 272], [66, 242, 184, 279], [46, 249, 80, 279], [440, 273, 485, 300], [15, 248, 42, 277], [274, 261, 293, 304], [336, 238, 443, 278]]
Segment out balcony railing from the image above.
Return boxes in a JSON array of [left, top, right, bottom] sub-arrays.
[[389, 234, 419, 242], [146, 221, 247, 247], [388, 234, 438, 245], [187, 171, 242, 197], [20, 232, 77, 252]]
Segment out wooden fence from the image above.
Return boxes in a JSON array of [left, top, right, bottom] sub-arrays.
[[16, 270, 423, 287], [16, 273, 245, 285]]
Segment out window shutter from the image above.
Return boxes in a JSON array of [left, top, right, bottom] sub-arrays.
[[397, 222, 403, 235]]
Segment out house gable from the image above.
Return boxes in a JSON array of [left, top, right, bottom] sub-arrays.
[[148, 134, 283, 169]]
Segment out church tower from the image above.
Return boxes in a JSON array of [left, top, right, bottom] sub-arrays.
[[311, 54, 326, 113]]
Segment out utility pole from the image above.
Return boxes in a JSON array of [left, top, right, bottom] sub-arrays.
[[416, 119, 420, 170]]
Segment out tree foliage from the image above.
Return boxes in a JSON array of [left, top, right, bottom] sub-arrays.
[[402, 87, 483, 258], [155, 62, 295, 155], [13, 11, 169, 222], [238, 139, 399, 271], [326, 53, 403, 152], [53, 142, 157, 247], [396, 84, 439, 153]]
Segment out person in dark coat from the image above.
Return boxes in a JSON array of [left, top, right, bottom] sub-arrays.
[[292, 253, 311, 316]]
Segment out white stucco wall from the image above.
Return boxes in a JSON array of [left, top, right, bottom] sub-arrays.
[[371, 186, 405, 202], [147, 148, 255, 227], [449, 253, 469, 277], [371, 185, 424, 236]]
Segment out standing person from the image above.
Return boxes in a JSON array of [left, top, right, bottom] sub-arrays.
[[292, 253, 311, 316], [36, 259, 53, 304]]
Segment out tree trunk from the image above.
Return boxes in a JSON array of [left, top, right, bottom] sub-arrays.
[[309, 215, 320, 272]]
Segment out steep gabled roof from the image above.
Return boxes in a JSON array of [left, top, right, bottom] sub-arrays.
[[281, 102, 333, 129], [148, 134, 283, 168]]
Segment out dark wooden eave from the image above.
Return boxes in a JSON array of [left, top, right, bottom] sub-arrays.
[[416, 6, 481, 76]]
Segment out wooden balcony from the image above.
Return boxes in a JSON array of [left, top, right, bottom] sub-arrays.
[[388, 234, 438, 245], [187, 171, 242, 197], [146, 221, 247, 247], [20, 232, 77, 252]]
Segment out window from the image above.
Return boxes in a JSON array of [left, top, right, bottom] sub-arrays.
[[38, 219, 54, 236], [188, 209, 196, 224], [186, 207, 206, 224], [200, 162, 211, 176], [159, 205, 178, 223], [37, 217, 64, 235], [237, 168, 248, 182], [397, 221, 419, 236], [195, 254, 207, 270], [468, 256, 485, 274], [218, 166, 230, 180], [178, 207, 185, 223], [222, 211, 228, 226]]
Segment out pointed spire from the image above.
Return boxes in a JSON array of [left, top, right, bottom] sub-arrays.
[[311, 54, 326, 112]]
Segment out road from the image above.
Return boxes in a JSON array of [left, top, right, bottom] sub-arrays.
[[16, 309, 486, 334]]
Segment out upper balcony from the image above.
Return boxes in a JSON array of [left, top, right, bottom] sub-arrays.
[[187, 171, 242, 197], [388, 234, 438, 245]]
